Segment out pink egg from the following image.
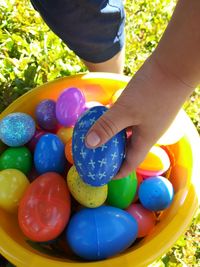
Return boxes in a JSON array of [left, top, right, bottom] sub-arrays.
[[126, 203, 156, 237], [137, 169, 165, 179]]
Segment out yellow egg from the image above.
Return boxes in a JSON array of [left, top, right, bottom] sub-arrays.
[[0, 169, 29, 213], [67, 165, 107, 208], [137, 146, 170, 173], [57, 127, 74, 144]]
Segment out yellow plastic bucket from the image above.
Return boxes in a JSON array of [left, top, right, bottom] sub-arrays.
[[0, 73, 199, 267]]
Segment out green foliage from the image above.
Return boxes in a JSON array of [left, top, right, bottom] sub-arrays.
[[124, 0, 176, 74], [0, 0, 86, 112], [0, 0, 200, 266]]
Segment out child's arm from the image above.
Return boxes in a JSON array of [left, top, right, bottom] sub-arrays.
[[85, 0, 200, 179]]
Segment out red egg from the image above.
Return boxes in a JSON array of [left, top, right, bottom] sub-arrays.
[[126, 203, 156, 237], [18, 172, 71, 242]]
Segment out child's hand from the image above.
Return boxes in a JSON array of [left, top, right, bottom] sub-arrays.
[[85, 56, 193, 179]]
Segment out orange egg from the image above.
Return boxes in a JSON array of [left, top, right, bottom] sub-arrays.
[[57, 127, 73, 144], [65, 139, 74, 164]]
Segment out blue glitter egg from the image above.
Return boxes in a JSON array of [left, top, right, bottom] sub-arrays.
[[0, 112, 36, 147]]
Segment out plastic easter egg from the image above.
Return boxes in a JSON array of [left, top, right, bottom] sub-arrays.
[[110, 88, 124, 104], [85, 101, 103, 109], [18, 172, 71, 242], [56, 87, 85, 127], [126, 203, 156, 237], [137, 146, 170, 176], [138, 176, 174, 211], [160, 145, 176, 167], [160, 145, 176, 179], [27, 128, 47, 152], [0, 112, 35, 147], [0, 169, 29, 213], [34, 134, 66, 174], [67, 165, 107, 208], [65, 139, 74, 164], [35, 99, 58, 130], [0, 146, 32, 175], [57, 127, 73, 144], [157, 109, 185, 145], [107, 171, 137, 209], [72, 106, 126, 186], [66, 206, 138, 260]]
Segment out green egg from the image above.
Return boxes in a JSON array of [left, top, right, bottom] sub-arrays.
[[0, 146, 32, 175], [107, 171, 138, 209]]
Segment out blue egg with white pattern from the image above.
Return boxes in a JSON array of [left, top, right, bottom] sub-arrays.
[[0, 112, 36, 147], [34, 133, 66, 174], [72, 106, 126, 187]]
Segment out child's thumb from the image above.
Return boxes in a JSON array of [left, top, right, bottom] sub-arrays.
[[85, 104, 130, 148]]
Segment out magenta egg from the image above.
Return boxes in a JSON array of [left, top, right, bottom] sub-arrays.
[[56, 88, 86, 127]]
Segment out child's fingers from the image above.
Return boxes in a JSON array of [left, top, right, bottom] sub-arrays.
[[113, 130, 154, 179]]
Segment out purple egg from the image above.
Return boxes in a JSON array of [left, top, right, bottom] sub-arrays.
[[35, 99, 58, 130], [56, 88, 85, 127]]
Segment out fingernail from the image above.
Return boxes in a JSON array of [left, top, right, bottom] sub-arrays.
[[86, 131, 101, 147]]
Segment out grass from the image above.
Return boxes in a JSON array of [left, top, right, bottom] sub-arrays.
[[0, 0, 199, 266]]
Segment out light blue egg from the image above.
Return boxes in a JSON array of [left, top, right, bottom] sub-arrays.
[[0, 112, 35, 147], [66, 206, 138, 260], [138, 176, 174, 211], [72, 106, 126, 186], [34, 133, 66, 174]]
